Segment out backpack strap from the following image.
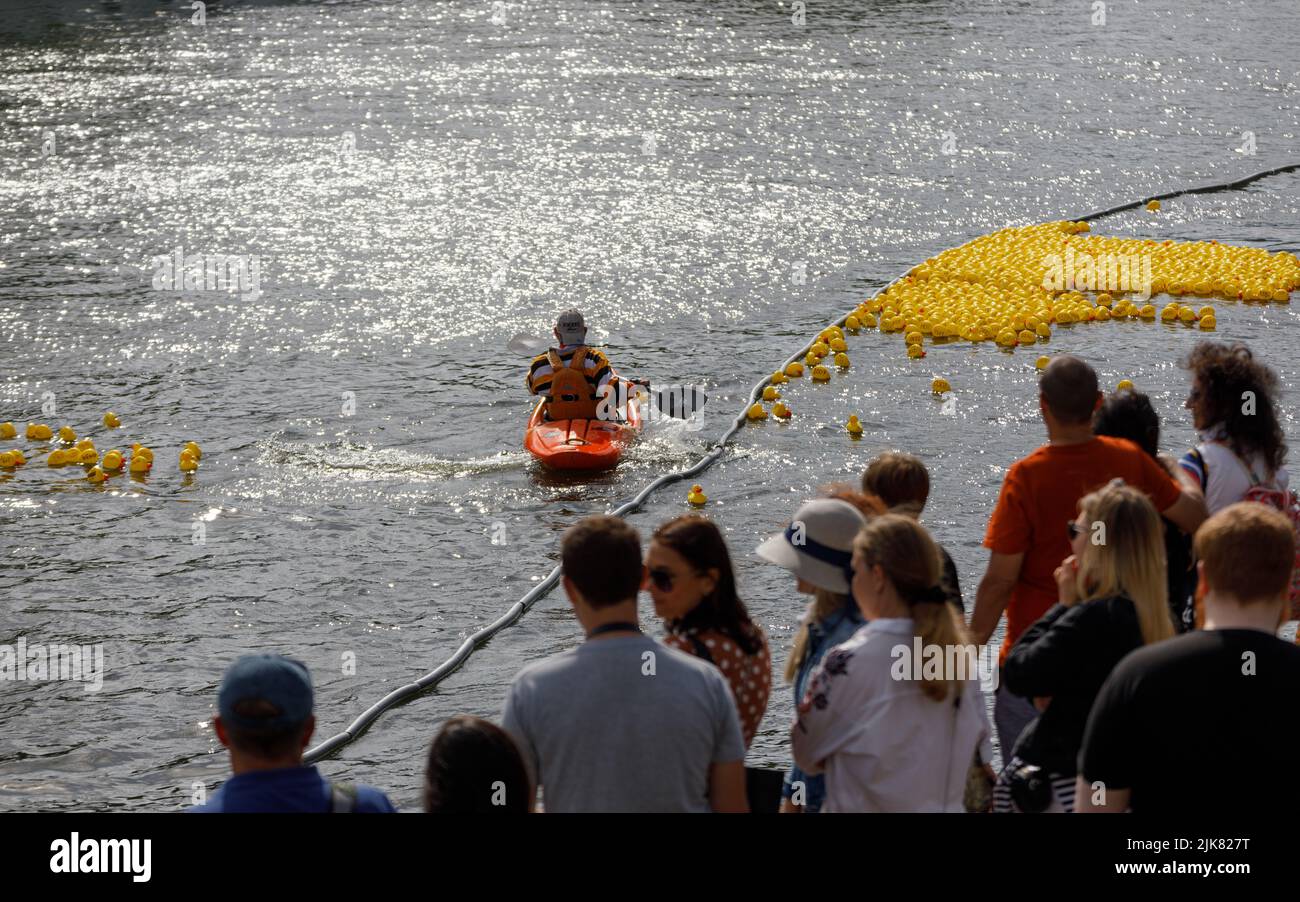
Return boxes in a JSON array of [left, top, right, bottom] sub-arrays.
[[1219, 443, 1274, 489], [569, 346, 588, 370], [329, 781, 358, 813], [546, 349, 563, 370]]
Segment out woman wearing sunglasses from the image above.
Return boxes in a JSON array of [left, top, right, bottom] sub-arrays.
[[645, 516, 771, 750], [993, 480, 1175, 812]]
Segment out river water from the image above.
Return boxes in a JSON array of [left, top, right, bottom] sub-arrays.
[[1, 0, 1298, 811]]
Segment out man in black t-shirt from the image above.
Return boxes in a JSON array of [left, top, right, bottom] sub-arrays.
[[1077, 501, 1300, 813]]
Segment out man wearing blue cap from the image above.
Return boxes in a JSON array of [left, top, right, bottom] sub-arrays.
[[189, 654, 397, 813]]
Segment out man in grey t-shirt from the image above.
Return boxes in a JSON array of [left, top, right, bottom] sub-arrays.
[[500, 515, 748, 813]]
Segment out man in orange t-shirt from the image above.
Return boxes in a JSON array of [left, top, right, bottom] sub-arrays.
[[972, 356, 1207, 758]]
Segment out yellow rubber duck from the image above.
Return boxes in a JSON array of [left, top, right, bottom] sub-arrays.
[[133, 445, 154, 463], [687, 484, 707, 506], [58, 426, 77, 443], [1117, 379, 1135, 391], [771, 371, 788, 385], [1139, 305, 1156, 319], [129, 455, 151, 474], [846, 415, 864, 437], [0, 422, 15, 440], [829, 337, 848, 353], [87, 467, 107, 484], [1178, 307, 1197, 324], [0, 451, 16, 468], [811, 365, 831, 383], [773, 402, 792, 419], [183, 441, 202, 460], [844, 315, 861, 332], [10, 449, 25, 466], [1035, 355, 1050, 371], [180, 452, 199, 472], [1199, 314, 1216, 330], [28, 423, 53, 441], [1146, 199, 1161, 212], [78, 448, 98, 466], [811, 341, 830, 358], [76, 438, 95, 450], [103, 412, 121, 428], [907, 344, 925, 359], [833, 352, 850, 368], [932, 377, 951, 394], [47, 449, 69, 467], [785, 362, 804, 378], [1017, 329, 1036, 345], [102, 450, 125, 471], [762, 386, 780, 402], [746, 403, 769, 421]]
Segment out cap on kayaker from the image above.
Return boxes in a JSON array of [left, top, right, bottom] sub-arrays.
[[755, 499, 867, 594], [218, 654, 314, 731], [555, 309, 587, 345]]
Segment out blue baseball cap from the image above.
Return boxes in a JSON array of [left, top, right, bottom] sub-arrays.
[[218, 654, 314, 731]]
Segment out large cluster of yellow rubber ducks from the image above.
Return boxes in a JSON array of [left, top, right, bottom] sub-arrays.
[[743, 219, 1300, 432], [0, 413, 202, 484], [863, 221, 1297, 355]]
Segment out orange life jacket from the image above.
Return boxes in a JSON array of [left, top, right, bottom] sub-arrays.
[[545, 348, 598, 420]]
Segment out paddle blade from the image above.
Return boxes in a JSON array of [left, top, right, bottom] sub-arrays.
[[649, 384, 708, 419], [508, 334, 550, 356]]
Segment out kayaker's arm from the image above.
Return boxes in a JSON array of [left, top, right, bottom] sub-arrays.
[[708, 760, 749, 813]]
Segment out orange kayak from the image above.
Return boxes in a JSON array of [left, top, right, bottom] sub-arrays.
[[524, 397, 642, 471]]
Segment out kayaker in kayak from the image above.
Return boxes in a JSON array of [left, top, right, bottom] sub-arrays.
[[526, 309, 638, 421]]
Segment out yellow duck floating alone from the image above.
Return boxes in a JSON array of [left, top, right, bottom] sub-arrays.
[[687, 484, 707, 506], [103, 412, 121, 428], [0, 422, 15, 440], [773, 402, 792, 419], [846, 415, 864, 437]]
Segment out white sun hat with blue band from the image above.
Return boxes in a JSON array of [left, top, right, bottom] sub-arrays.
[[755, 498, 867, 594]]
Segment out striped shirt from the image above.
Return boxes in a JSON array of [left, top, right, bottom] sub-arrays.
[[526, 344, 616, 399]]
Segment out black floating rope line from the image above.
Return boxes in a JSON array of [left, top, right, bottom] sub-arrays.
[[304, 160, 1300, 764]]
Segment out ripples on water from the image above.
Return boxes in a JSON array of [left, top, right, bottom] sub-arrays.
[[1, 0, 1298, 810]]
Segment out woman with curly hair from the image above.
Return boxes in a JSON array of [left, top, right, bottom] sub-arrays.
[[1178, 340, 1290, 514]]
